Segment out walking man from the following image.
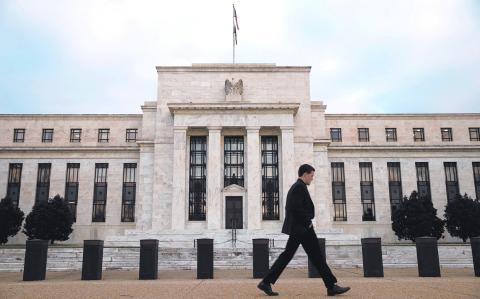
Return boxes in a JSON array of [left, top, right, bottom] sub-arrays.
[[257, 164, 351, 296]]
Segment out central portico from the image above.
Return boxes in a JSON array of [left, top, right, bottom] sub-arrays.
[[133, 63, 328, 237], [168, 103, 299, 231]]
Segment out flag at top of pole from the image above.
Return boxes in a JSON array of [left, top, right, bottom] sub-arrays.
[[233, 4, 239, 63]]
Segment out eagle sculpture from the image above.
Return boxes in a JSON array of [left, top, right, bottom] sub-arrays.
[[225, 79, 243, 96]]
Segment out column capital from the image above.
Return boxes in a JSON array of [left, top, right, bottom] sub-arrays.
[[173, 126, 188, 131], [207, 126, 223, 132], [280, 126, 295, 131], [246, 126, 261, 132]]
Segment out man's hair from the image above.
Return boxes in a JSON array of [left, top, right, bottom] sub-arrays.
[[298, 164, 315, 177]]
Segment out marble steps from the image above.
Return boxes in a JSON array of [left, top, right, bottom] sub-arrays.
[[0, 244, 474, 272]]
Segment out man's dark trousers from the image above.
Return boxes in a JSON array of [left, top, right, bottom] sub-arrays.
[[262, 226, 337, 289]]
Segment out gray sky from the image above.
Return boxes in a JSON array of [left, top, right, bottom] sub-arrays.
[[1, 0, 479, 114]]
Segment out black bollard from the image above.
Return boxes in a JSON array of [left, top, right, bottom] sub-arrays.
[[471, 237, 480, 277], [361, 238, 384, 277], [197, 238, 213, 279], [308, 238, 326, 278], [81, 240, 104, 280], [253, 239, 269, 279], [415, 237, 440, 277], [139, 239, 159, 280], [23, 239, 49, 281]]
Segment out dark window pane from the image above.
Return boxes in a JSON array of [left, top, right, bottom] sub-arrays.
[[126, 129, 138, 142], [441, 128, 453, 141], [7, 163, 23, 207], [13, 129, 25, 142], [359, 162, 375, 221], [416, 162, 431, 200], [387, 162, 402, 220], [470, 128, 480, 141], [413, 128, 425, 142], [385, 128, 397, 142], [70, 129, 82, 143], [122, 163, 137, 222], [42, 129, 53, 143], [330, 128, 342, 142], [224, 136, 244, 187], [358, 128, 369, 142], [189, 136, 207, 221], [98, 129, 110, 143], [331, 162, 347, 221], [35, 163, 51, 203], [261, 136, 279, 220], [92, 163, 108, 222]]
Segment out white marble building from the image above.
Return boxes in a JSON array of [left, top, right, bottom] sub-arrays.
[[1, 63, 479, 245]]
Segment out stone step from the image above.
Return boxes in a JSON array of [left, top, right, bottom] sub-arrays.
[[0, 244, 473, 272]]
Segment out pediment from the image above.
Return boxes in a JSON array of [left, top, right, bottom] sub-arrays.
[[223, 183, 245, 192]]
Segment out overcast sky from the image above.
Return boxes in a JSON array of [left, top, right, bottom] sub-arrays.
[[1, 0, 479, 114]]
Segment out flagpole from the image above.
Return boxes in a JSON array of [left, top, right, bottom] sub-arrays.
[[232, 4, 235, 64]]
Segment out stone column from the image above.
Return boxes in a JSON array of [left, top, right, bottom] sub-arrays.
[[171, 126, 187, 230], [136, 141, 154, 231], [281, 127, 296, 213], [247, 127, 261, 229], [207, 127, 222, 229]]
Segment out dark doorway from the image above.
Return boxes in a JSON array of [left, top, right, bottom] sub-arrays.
[[225, 196, 243, 229]]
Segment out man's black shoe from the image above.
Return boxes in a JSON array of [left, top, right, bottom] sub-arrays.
[[327, 284, 351, 296], [257, 280, 279, 296]]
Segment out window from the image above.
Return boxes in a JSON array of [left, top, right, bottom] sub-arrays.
[[473, 162, 480, 200], [121, 163, 137, 222], [189, 136, 207, 221], [385, 128, 397, 142], [35, 163, 51, 203], [441, 128, 453, 142], [413, 128, 425, 142], [13, 129, 25, 142], [331, 162, 347, 221], [126, 129, 138, 143], [65, 163, 80, 221], [70, 129, 82, 143], [469, 128, 480, 141], [359, 162, 375, 221], [415, 162, 431, 200], [7, 163, 22, 207], [330, 128, 342, 142], [92, 163, 108, 222], [42, 129, 54, 143], [98, 129, 110, 143], [444, 162, 459, 202], [224, 136, 244, 187], [387, 162, 403, 219], [261, 136, 280, 220], [358, 128, 369, 142]]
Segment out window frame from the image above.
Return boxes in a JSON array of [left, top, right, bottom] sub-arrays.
[[42, 128, 54, 143], [13, 128, 25, 143]]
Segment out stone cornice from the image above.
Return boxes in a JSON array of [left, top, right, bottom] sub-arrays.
[[0, 146, 140, 153], [0, 114, 142, 120], [156, 63, 311, 73], [325, 113, 480, 120], [325, 145, 480, 151], [167, 102, 300, 115]]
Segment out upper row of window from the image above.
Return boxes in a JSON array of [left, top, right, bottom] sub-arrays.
[[330, 127, 480, 142], [11, 128, 138, 143]]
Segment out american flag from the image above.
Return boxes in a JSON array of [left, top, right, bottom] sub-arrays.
[[233, 4, 239, 45]]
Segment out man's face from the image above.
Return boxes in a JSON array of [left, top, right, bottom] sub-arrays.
[[303, 171, 315, 185]]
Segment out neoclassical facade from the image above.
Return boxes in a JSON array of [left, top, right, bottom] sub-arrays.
[[1, 63, 479, 245]]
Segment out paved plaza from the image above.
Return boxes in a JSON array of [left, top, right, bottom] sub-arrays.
[[1, 267, 479, 298]]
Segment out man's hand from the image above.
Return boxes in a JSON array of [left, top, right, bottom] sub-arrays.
[[308, 222, 313, 229]]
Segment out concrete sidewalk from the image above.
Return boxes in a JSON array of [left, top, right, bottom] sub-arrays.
[[1, 268, 479, 298]]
